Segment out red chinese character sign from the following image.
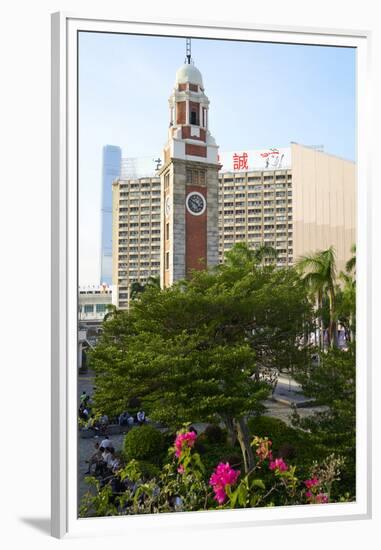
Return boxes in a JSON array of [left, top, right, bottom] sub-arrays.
[[233, 152, 249, 170], [218, 147, 291, 173]]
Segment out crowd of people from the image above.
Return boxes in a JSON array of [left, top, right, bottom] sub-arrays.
[[79, 390, 147, 434], [85, 436, 120, 476], [80, 390, 149, 487], [83, 435, 183, 512]]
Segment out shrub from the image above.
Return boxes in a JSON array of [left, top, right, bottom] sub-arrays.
[[123, 425, 165, 464], [80, 428, 349, 518], [133, 460, 161, 481], [248, 415, 327, 480], [203, 424, 226, 444], [248, 415, 291, 441]]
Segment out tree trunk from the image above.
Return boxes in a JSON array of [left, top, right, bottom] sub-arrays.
[[328, 288, 337, 348], [234, 417, 255, 474], [349, 313, 354, 343], [317, 292, 324, 350], [224, 416, 237, 447]]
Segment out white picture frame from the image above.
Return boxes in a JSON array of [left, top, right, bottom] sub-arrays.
[[51, 12, 372, 539]]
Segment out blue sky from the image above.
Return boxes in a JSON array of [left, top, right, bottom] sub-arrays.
[[79, 32, 356, 285]]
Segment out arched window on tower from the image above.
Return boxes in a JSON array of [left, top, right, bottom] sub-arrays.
[[190, 110, 198, 125], [189, 101, 200, 126]]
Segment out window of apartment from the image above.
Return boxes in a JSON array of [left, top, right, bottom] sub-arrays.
[[165, 252, 169, 270], [166, 222, 169, 241], [248, 201, 261, 206], [96, 304, 107, 313], [248, 225, 262, 231], [84, 305, 93, 314]]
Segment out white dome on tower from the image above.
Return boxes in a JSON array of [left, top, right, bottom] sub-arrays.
[[175, 63, 204, 88]]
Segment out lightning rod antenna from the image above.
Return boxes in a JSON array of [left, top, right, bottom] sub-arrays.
[[185, 38, 192, 64]]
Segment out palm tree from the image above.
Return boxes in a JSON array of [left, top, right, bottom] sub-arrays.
[[253, 244, 278, 264], [223, 242, 278, 270], [345, 244, 356, 274], [295, 246, 337, 348], [223, 242, 255, 269]]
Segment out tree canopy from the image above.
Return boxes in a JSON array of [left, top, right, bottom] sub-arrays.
[[90, 244, 312, 472]]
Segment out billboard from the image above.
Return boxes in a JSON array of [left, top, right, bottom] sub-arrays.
[[119, 147, 291, 179], [218, 147, 291, 173], [120, 155, 162, 179]]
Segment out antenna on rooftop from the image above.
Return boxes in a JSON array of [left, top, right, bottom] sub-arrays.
[[185, 38, 192, 64]]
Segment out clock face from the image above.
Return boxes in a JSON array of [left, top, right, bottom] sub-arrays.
[[165, 196, 171, 216], [186, 192, 206, 216]]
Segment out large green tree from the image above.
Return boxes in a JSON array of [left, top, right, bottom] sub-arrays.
[[91, 244, 311, 473]]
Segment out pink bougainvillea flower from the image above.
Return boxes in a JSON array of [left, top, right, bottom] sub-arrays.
[[305, 490, 313, 499], [174, 431, 197, 458], [269, 458, 288, 472], [315, 493, 329, 504], [177, 464, 185, 475], [209, 462, 240, 504], [304, 477, 319, 489]]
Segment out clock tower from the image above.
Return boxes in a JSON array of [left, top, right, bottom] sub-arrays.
[[159, 42, 220, 288]]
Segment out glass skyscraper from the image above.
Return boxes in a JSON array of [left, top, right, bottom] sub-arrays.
[[100, 145, 121, 285]]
